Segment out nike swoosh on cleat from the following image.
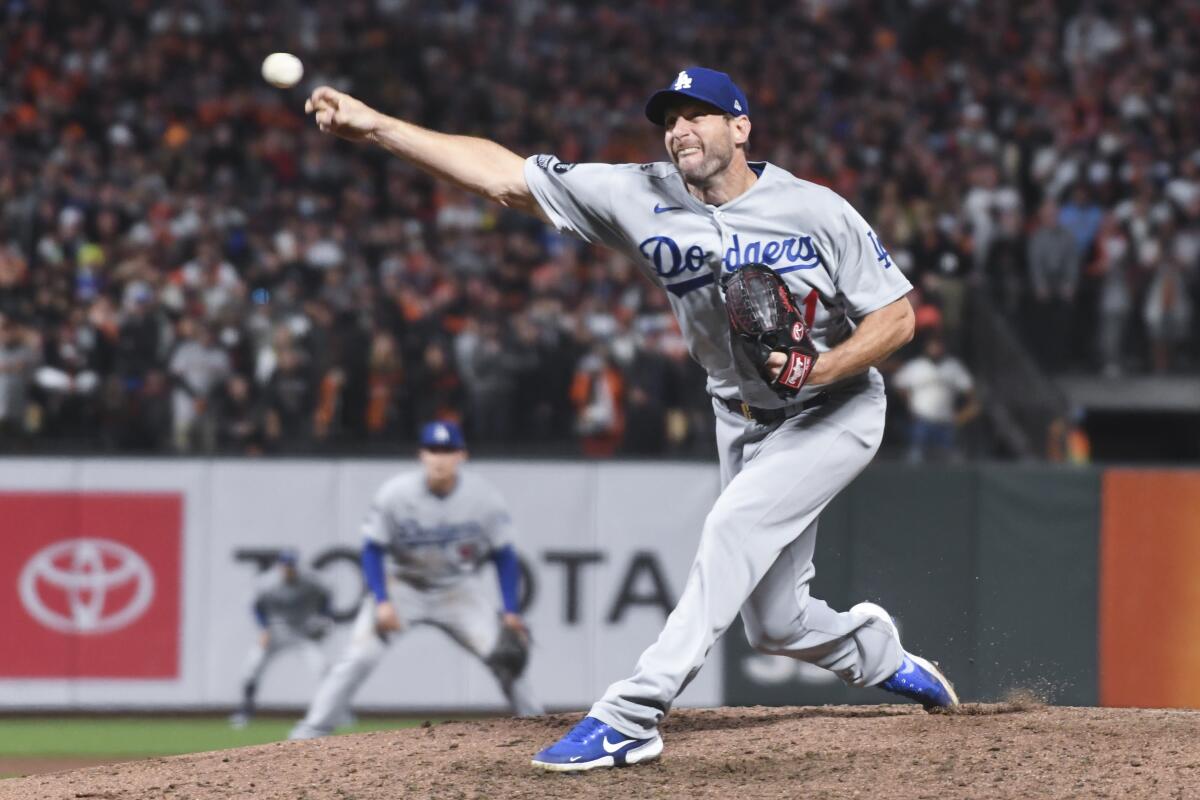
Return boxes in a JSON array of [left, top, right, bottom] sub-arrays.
[[653, 204, 684, 214], [601, 736, 636, 753], [569, 756, 582, 762]]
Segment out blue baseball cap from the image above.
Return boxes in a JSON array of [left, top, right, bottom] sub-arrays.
[[419, 420, 466, 450], [277, 549, 300, 566], [645, 66, 750, 126]]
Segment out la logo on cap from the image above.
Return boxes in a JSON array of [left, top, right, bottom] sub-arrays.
[[434, 425, 450, 442], [673, 71, 692, 90]]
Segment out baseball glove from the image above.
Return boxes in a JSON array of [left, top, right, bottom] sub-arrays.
[[722, 263, 819, 397], [485, 622, 530, 683]]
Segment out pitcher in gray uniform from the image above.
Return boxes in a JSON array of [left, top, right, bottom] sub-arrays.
[[289, 421, 542, 739], [303, 65, 958, 770], [230, 550, 333, 729]]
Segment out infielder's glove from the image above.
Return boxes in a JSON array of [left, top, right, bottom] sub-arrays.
[[722, 263, 819, 397], [485, 623, 530, 683]]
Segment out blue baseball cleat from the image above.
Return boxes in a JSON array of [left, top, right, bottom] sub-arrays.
[[531, 716, 663, 772], [879, 652, 960, 709], [851, 602, 960, 710]]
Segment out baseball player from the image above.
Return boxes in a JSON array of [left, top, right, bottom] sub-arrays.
[[304, 65, 957, 770], [289, 420, 542, 739], [230, 550, 333, 728]]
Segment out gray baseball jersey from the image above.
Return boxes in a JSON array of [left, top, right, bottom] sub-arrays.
[[523, 155, 912, 739], [523, 157, 912, 406], [362, 470, 514, 590], [255, 572, 330, 635]]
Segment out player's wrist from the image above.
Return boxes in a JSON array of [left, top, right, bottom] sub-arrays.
[[364, 111, 397, 144]]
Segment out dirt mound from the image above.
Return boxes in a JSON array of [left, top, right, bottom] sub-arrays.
[[3, 705, 1199, 800]]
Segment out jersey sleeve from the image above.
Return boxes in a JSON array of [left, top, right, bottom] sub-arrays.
[[523, 156, 630, 250], [481, 487, 515, 553], [820, 196, 913, 318], [361, 486, 394, 546]]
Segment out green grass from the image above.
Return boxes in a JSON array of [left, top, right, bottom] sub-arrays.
[[0, 716, 424, 758]]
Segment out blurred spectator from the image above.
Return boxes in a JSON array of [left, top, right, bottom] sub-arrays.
[[263, 345, 315, 452], [1028, 201, 1083, 370], [410, 340, 464, 431], [984, 206, 1027, 318], [892, 336, 980, 464], [570, 346, 625, 458], [1059, 186, 1105, 260], [216, 374, 266, 455], [112, 369, 172, 452], [365, 332, 404, 438], [0, 317, 36, 438], [455, 317, 519, 443], [1142, 232, 1194, 374], [1092, 217, 1135, 377], [169, 321, 231, 452]]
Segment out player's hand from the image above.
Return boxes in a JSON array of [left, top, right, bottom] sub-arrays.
[[768, 349, 834, 385], [305, 87, 381, 142], [258, 630, 271, 649], [765, 351, 787, 381], [375, 600, 402, 633], [502, 612, 530, 646]]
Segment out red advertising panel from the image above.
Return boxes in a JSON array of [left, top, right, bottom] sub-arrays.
[[0, 493, 182, 678]]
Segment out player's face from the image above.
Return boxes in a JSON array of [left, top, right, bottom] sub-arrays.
[[420, 448, 466, 485], [662, 101, 747, 185]]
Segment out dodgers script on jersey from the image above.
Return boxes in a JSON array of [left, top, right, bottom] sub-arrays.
[[524, 157, 912, 407], [362, 471, 513, 590]]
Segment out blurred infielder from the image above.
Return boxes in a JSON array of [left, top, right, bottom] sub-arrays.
[[304, 65, 957, 769], [289, 421, 542, 739], [230, 550, 333, 728]]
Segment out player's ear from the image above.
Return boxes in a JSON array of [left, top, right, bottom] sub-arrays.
[[731, 115, 751, 147]]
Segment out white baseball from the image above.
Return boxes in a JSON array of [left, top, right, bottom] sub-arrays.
[[261, 52, 304, 89]]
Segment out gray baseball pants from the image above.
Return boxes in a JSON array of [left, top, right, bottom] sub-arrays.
[[590, 371, 904, 739], [291, 578, 543, 738]]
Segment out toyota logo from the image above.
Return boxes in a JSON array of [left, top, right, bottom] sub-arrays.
[[18, 538, 156, 635]]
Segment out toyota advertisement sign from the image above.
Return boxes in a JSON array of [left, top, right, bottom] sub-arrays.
[[1, 492, 182, 679]]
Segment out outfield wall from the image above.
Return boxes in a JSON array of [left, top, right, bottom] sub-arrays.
[[0, 459, 722, 712], [2, 459, 1197, 711]]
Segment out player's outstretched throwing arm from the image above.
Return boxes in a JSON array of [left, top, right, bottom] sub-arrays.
[[305, 86, 546, 220]]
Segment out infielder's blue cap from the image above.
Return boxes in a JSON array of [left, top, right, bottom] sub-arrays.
[[645, 66, 750, 125], [277, 549, 299, 566], [419, 420, 466, 450]]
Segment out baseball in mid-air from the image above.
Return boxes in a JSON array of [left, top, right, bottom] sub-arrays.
[[261, 52, 304, 89]]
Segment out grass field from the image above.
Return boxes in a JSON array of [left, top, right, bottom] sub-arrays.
[[0, 715, 423, 769]]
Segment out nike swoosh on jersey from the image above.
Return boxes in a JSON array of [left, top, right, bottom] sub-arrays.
[[653, 203, 684, 214], [601, 736, 636, 753]]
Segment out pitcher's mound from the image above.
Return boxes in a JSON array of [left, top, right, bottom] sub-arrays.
[[4, 704, 1199, 800]]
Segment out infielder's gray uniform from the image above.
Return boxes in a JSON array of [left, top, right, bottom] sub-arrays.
[[291, 470, 542, 738], [238, 570, 332, 710], [525, 156, 911, 739]]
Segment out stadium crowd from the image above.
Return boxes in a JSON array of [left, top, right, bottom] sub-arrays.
[[0, 0, 1196, 456]]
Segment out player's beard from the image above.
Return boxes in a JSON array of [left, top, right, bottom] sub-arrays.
[[674, 133, 735, 189]]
